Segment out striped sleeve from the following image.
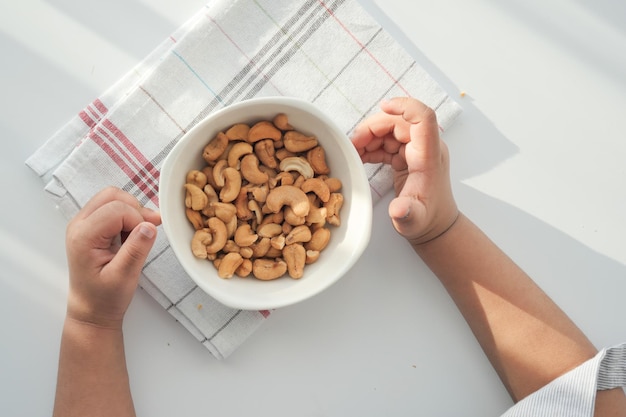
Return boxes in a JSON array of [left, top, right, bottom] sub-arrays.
[[501, 343, 626, 417]]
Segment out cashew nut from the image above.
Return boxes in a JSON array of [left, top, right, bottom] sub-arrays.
[[184, 183, 209, 211], [283, 243, 306, 279], [306, 146, 330, 175], [225, 123, 250, 141], [203, 132, 229, 163], [284, 206, 306, 226], [248, 199, 263, 226], [266, 246, 283, 258], [249, 183, 269, 203], [306, 204, 327, 226], [211, 202, 237, 222], [186, 208, 204, 230], [305, 227, 331, 252], [301, 177, 330, 202], [205, 217, 228, 254], [224, 239, 242, 253], [240, 154, 269, 185], [250, 237, 271, 258], [239, 247, 254, 259], [265, 185, 310, 217], [279, 157, 314, 179], [285, 225, 312, 246], [225, 215, 237, 239], [252, 258, 287, 281], [219, 167, 242, 203], [273, 113, 293, 131], [257, 222, 283, 238], [186, 170, 208, 188], [275, 148, 296, 161], [283, 130, 318, 153], [254, 139, 278, 169], [203, 183, 219, 202], [248, 121, 282, 143], [234, 187, 253, 221], [234, 223, 258, 247], [270, 171, 295, 188], [191, 228, 213, 259], [305, 250, 320, 264], [270, 234, 286, 250], [235, 258, 253, 277], [324, 193, 344, 226], [324, 177, 342, 193], [227, 142, 253, 168], [218, 252, 244, 279], [212, 160, 228, 188]]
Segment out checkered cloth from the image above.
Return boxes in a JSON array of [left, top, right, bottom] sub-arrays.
[[26, 0, 461, 359]]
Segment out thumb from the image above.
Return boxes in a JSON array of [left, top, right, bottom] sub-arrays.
[[109, 222, 157, 280], [388, 195, 425, 240]]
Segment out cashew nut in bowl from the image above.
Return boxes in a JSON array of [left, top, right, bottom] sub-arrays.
[[248, 120, 281, 142], [186, 170, 208, 188], [283, 130, 318, 153], [283, 243, 306, 279], [272, 113, 293, 131], [218, 252, 244, 279], [254, 139, 278, 169], [185, 208, 204, 230], [184, 183, 209, 211], [240, 154, 269, 185], [191, 229, 213, 259], [300, 177, 330, 203], [306, 146, 330, 175], [204, 217, 228, 254], [227, 142, 253, 168], [252, 258, 288, 281], [279, 156, 314, 179], [219, 167, 242, 203], [183, 113, 345, 282], [234, 223, 258, 247], [225, 123, 250, 141], [202, 132, 229, 162], [265, 185, 310, 217]]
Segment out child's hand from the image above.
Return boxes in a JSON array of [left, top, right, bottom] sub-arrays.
[[64, 187, 161, 328], [351, 97, 458, 245]]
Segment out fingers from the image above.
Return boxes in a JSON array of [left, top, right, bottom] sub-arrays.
[[351, 111, 411, 149], [78, 200, 149, 250], [73, 186, 161, 226], [351, 97, 441, 168], [107, 221, 157, 281], [380, 97, 441, 164]]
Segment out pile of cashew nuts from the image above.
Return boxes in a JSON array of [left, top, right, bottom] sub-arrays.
[[184, 113, 344, 281]]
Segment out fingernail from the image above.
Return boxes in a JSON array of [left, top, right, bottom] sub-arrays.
[[138, 224, 155, 239]]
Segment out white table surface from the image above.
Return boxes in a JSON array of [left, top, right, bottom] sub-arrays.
[[2, 0, 626, 416]]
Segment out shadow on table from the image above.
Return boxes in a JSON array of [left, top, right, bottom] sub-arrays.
[[41, 0, 179, 60]]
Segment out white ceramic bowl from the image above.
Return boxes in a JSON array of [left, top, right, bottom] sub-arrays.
[[159, 97, 372, 310]]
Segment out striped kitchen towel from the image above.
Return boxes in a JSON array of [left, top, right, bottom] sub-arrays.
[[26, 0, 461, 359]]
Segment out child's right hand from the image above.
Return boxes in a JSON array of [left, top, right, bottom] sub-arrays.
[[351, 97, 458, 245]]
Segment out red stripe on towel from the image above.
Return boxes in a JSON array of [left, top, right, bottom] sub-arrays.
[[78, 103, 160, 205], [317, 0, 411, 97]]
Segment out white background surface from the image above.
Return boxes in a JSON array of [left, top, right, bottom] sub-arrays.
[[2, 0, 626, 416]]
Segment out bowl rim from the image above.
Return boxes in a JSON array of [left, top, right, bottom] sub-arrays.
[[159, 96, 372, 310]]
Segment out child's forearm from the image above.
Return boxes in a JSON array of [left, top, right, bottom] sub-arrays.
[[53, 317, 135, 417], [413, 213, 597, 401]]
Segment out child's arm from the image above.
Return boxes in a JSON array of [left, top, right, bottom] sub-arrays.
[[352, 97, 626, 414], [53, 187, 160, 417]]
